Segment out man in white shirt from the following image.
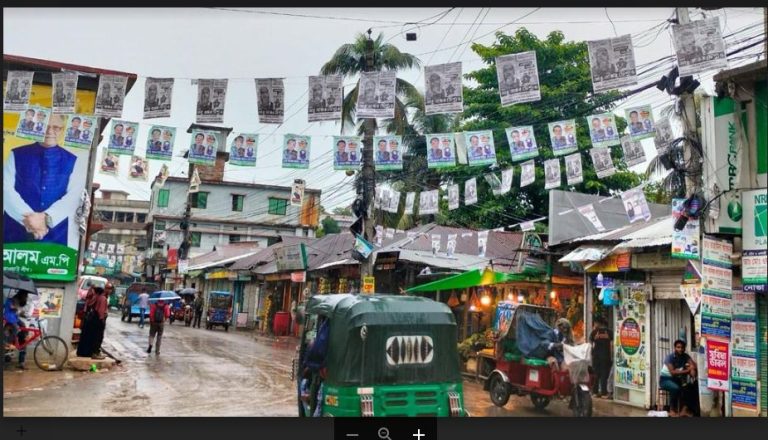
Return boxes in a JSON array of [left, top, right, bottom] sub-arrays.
[[137, 288, 150, 329]]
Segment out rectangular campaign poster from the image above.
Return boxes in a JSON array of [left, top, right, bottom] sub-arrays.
[[507, 125, 539, 162], [520, 160, 535, 188], [654, 118, 675, 153], [464, 178, 478, 206], [15, 105, 50, 142], [146, 125, 176, 161], [282, 134, 311, 169], [333, 136, 362, 170], [590, 147, 616, 178], [188, 129, 218, 166], [424, 62, 464, 115], [544, 158, 561, 190], [4, 108, 92, 281], [621, 135, 647, 167], [404, 192, 415, 215], [143, 77, 174, 119], [625, 105, 656, 141], [426, 133, 456, 168], [107, 120, 139, 155], [620, 186, 651, 223], [357, 71, 396, 119], [496, 168, 513, 196], [496, 51, 541, 106], [587, 35, 638, 93], [548, 119, 578, 156], [374, 135, 403, 171], [4, 71, 34, 111], [587, 113, 620, 148], [196, 78, 228, 123], [128, 156, 149, 182], [94, 74, 128, 118], [256, 78, 285, 124], [671, 198, 701, 259], [672, 17, 728, 77], [229, 133, 258, 167], [419, 190, 439, 215], [51, 72, 78, 114], [99, 147, 119, 176], [307, 74, 343, 122], [62, 114, 97, 150], [448, 184, 460, 210], [565, 153, 583, 185], [465, 130, 497, 166]]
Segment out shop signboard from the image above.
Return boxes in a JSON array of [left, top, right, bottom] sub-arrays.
[[702, 235, 732, 268], [275, 244, 308, 272], [742, 189, 767, 292], [362, 276, 375, 295], [732, 321, 757, 358], [631, 252, 689, 270], [586, 252, 631, 273], [706, 337, 730, 391], [701, 314, 731, 340], [732, 291, 756, 321]]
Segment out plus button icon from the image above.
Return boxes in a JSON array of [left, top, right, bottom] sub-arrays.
[[412, 429, 425, 440]]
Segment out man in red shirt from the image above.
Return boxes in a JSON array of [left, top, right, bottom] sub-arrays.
[[147, 299, 170, 356]]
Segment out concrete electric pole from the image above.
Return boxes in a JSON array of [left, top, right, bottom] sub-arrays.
[[676, 7, 701, 197], [360, 29, 377, 280]]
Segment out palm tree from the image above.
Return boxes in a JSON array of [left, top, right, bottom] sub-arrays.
[[321, 31, 422, 136]]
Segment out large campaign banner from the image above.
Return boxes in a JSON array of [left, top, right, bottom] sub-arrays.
[[3, 82, 96, 281]]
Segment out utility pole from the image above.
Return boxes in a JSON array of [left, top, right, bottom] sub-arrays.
[[676, 7, 700, 197], [360, 29, 376, 280], [179, 163, 194, 288]]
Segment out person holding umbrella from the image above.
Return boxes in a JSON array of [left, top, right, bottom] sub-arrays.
[[147, 291, 178, 356]]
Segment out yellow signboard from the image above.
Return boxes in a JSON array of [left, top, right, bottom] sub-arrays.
[[362, 276, 375, 294]]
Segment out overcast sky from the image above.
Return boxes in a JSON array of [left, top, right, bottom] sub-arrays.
[[4, 7, 764, 210]]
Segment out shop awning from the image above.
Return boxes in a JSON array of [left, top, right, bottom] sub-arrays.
[[406, 268, 532, 293], [558, 245, 612, 263]]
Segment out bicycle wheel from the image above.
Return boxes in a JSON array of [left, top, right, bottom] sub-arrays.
[[34, 336, 69, 371]]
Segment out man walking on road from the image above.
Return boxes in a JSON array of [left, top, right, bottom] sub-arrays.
[[147, 299, 170, 356], [137, 288, 150, 329], [193, 292, 204, 329]]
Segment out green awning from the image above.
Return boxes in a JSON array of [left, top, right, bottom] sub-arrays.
[[406, 268, 537, 293]]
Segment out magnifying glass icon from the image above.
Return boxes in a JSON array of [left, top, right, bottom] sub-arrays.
[[378, 427, 392, 440]]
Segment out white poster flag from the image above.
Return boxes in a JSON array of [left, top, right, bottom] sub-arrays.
[[448, 184, 460, 210], [357, 71, 396, 119], [308, 74, 343, 122], [4, 71, 34, 111], [447, 234, 458, 257], [621, 135, 647, 167], [95, 74, 128, 118], [143, 77, 174, 119], [196, 79, 228, 123], [419, 190, 439, 215], [496, 168, 514, 195], [587, 35, 638, 92], [544, 158, 561, 190], [477, 230, 489, 257], [520, 160, 536, 188], [256, 78, 285, 124], [654, 118, 675, 153], [496, 51, 541, 106], [404, 192, 416, 215], [424, 62, 464, 115], [51, 72, 78, 114], [565, 153, 584, 185], [672, 17, 728, 76], [590, 147, 616, 178], [464, 178, 478, 206], [620, 186, 652, 223], [290, 179, 305, 207], [578, 204, 607, 232]]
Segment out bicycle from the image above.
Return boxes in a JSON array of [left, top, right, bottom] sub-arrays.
[[3, 316, 69, 371]]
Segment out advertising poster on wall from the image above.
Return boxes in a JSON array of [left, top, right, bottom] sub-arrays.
[[613, 286, 650, 404], [741, 189, 767, 292], [706, 337, 730, 391], [671, 198, 701, 259]]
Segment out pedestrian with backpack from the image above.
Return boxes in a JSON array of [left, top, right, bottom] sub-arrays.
[[193, 292, 204, 329], [147, 299, 170, 355]]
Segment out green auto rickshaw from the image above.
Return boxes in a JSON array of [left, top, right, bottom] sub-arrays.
[[293, 294, 468, 417]]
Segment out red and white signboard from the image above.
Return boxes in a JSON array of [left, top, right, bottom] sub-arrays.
[[706, 337, 730, 391]]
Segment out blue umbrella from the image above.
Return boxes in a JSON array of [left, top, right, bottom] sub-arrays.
[[148, 290, 181, 302]]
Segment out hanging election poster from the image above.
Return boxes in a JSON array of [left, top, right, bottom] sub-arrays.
[[587, 35, 638, 93], [587, 113, 620, 148], [333, 135, 362, 170], [4, 71, 34, 111], [291, 179, 305, 207], [128, 155, 149, 182], [374, 135, 403, 171], [620, 135, 647, 167], [484, 173, 502, 194], [465, 178, 478, 206], [431, 234, 441, 255], [507, 125, 539, 162], [107, 120, 139, 155], [447, 234, 457, 257], [465, 130, 497, 167], [544, 158, 561, 190], [282, 134, 311, 169], [419, 190, 439, 215], [307, 74, 343, 122], [424, 62, 464, 115], [477, 230, 489, 257], [15, 105, 49, 142], [565, 153, 584, 185], [426, 133, 457, 168], [671, 198, 701, 259], [578, 204, 606, 232], [94, 74, 128, 118], [548, 119, 578, 156], [51, 72, 78, 114], [256, 78, 285, 124], [620, 186, 652, 223], [496, 51, 541, 106], [448, 184, 460, 210], [62, 114, 97, 150], [404, 192, 415, 215], [143, 77, 174, 119], [99, 147, 119, 176], [357, 70, 396, 119], [146, 125, 176, 161], [520, 160, 535, 188], [672, 17, 728, 76], [229, 133, 258, 167], [196, 78, 228, 123], [654, 118, 675, 153], [495, 168, 513, 196], [188, 129, 218, 166], [625, 105, 656, 141], [590, 147, 616, 178]]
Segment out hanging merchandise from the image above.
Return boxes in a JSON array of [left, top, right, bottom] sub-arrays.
[[672, 17, 728, 76], [590, 147, 616, 178], [424, 62, 464, 115], [107, 120, 139, 156], [469, 291, 481, 310], [464, 178, 478, 206], [587, 34, 638, 93], [577, 203, 606, 232], [333, 135, 362, 170], [587, 113, 621, 148], [625, 104, 656, 141], [548, 119, 578, 156], [147, 125, 176, 164], [63, 114, 98, 149], [143, 77, 174, 119], [507, 125, 539, 162], [465, 130, 497, 167], [419, 190, 439, 215], [544, 158, 561, 190], [496, 168, 514, 196], [620, 186, 652, 223], [51, 72, 78, 114], [477, 230, 489, 257], [282, 134, 311, 169], [447, 292, 460, 308], [620, 135, 647, 167], [291, 179, 305, 207], [447, 233, 458, 257], [15, 105, 50, 142], [94, 74, 128, 118], [426, 133, 457, 168], [374, 135, 404, 171], [565, 152, 584, 185], [496, 50, 541, 106], [188, 129, 217, 165], [99, 147, 119, 176], [230, 133, 258, 167], [4, 71, 34, 111], [307, 74, 343, 122], [448, 184, 460, 210], [256, 78, 285, 124], [357, 70, 396, 119], [653, 118, 675, 153], [128, 155, 149, 182], [520, 160, 535, 188], [196, 78, 228, 123], [431, 234, 441, 255], [404, 192, 416, 215]]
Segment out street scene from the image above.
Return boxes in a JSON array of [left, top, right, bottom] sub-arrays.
[[3, 7, 768, 420]]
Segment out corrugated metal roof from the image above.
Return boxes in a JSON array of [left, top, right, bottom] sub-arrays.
[[613, 216, 675, 249]]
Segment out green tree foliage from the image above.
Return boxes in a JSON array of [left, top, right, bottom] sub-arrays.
[[321, 216, 341, 234]]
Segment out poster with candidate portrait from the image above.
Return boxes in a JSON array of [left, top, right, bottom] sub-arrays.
[[590, 147, 616, 178], [544, 158, 561, 190], [307, 75, 343, 122], [587, 113, 620, 148], [146, 125, 176, 161], [373, 135, 403, 171], [565, 153, 584, 185], [256, 78, 285, 124], [291, 179, 306, 207], [621, 135, 646, 167], [15, 105, 50, 142], [672, 17, 728, 77], [548, 119, 578, 156], [507, 125, 539, 162], [587, 35, 638, 93], [4, 108, 92, 282], [356, 71, 396, 119], [621, 186, 652, 223], [496, 51, 541, 106], [464, 178, 478, 206], [62, 114, 97, 150], [51, 72, 78, 114], [128, 155, 149, 182], [520, 160, 536, 188], [107, 120, 139, 155], [419, 190, 439, 215], [625, 105, 656, 141], [426, 133, 456, 168], [424, 62, 463, 115], [94, 74, 128, 118], [654, 118, 675, 153], [229, 133, 258, 167], [99, 147, 119, 176], [4, 71, 34, 111], [282, 134, 311, 169], [448, 184, 460, 210], [196, 79, 228, 123], [143, 77, 174, 119], [465, 130, 497, 167], [333, 135, 362, 170], [496, 168, 513, 196], [404, 192, 416, 215], [188, 130, 218, 166]]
